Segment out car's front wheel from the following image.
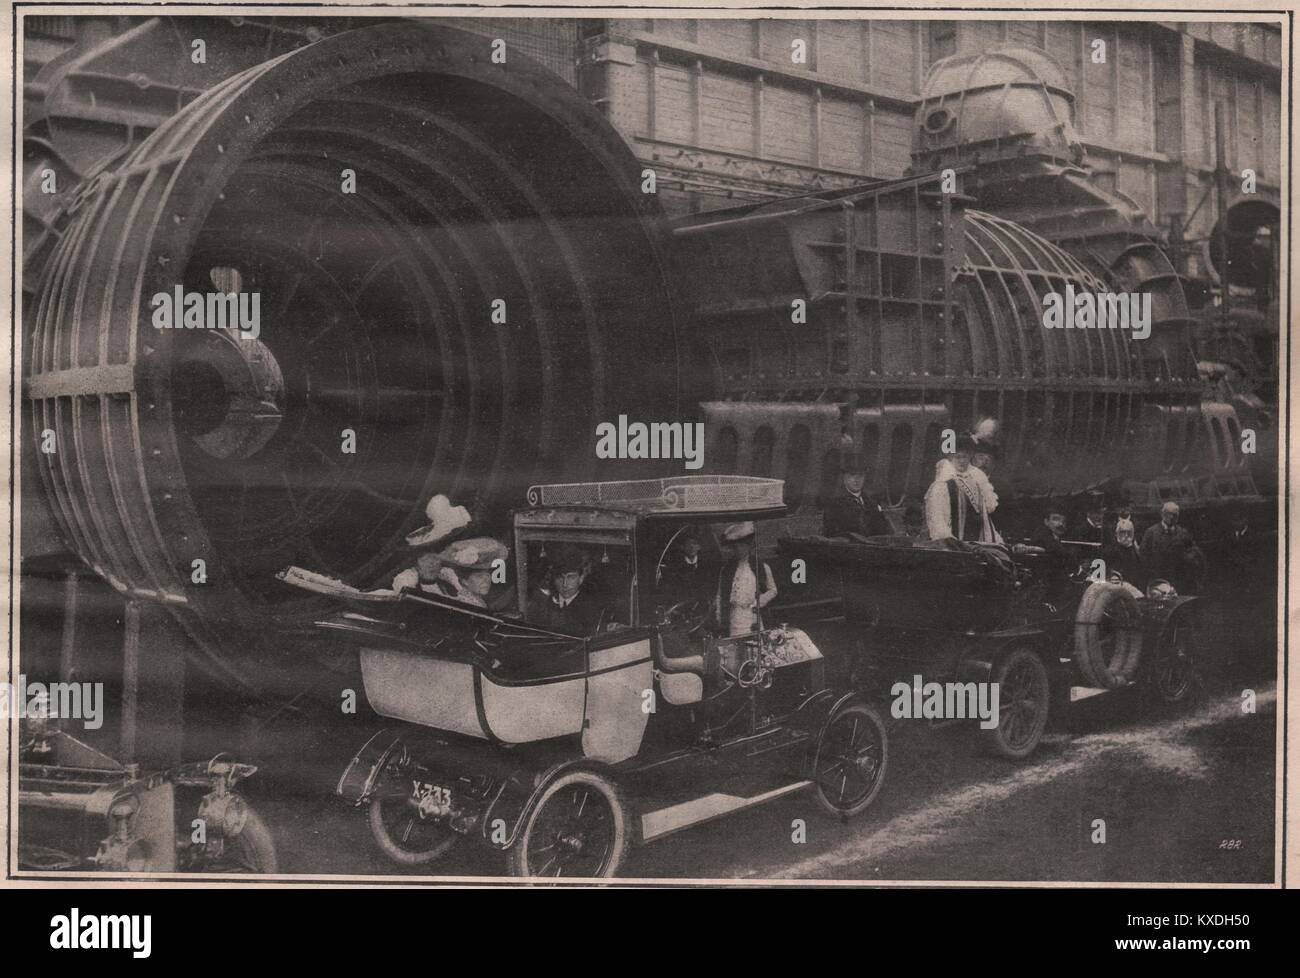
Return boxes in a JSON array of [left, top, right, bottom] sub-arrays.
[[1146, 624, 1197, 706], [812, 701, 888, 817], [509, 769, 631, 879]]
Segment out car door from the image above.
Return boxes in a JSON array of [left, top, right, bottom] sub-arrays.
[[581, 626, 656, 763]]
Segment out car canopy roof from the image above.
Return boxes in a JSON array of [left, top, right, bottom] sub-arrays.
[[516, 476, 786, 529]]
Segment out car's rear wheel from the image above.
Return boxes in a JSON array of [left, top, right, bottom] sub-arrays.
[[368, 794, 461, 867], [812, 701, 888, 817], [509, 769, 630, 879], [981, 647, 1050, 760]]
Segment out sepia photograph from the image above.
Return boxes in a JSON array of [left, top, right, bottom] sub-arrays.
[[1, 1, 1291, 910]]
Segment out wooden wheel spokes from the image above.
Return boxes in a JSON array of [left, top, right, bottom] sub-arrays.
[[527, 786, 616, 878]]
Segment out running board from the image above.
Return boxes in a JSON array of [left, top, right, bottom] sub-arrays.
[[640, 780, 813, 843]]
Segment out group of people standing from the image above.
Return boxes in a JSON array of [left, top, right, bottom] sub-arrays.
[[1028, 498, 1207, 594]]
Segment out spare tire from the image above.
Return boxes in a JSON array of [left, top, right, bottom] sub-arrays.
[[1073, 582, 1143, 688]]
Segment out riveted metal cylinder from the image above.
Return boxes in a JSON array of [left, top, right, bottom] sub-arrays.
[[25, 23, 682, 681]]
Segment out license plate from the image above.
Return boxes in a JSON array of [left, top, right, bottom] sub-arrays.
[[411, 780, 453, 818]]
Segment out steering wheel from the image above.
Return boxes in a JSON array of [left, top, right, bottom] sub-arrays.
[[661, 598, 710, 636]]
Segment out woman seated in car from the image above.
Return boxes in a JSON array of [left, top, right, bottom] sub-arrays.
[[391, 537, 508, 608]]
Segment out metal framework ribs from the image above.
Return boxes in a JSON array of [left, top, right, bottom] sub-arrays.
[[674, 172, 1238, 515], [25, 23, 682, 667]]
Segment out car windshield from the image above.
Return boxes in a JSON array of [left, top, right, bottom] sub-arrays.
[[647, 522, 720, 602]]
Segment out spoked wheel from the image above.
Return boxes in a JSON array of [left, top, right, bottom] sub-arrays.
[[206, 808, 279, 874], [812, 701, 888, 818], [1147, 626, 1197, 706], [982, 648, 1050, 760], [509, 770, 630, 880], [368, 793, 461, 867]]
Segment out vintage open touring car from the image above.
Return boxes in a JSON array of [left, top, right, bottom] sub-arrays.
[[776, 532, 1203, 760], [313, 476, 888, 879]]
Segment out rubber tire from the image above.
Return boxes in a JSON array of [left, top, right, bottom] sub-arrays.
[[212, 807, 279, 874], [811, 701, 889, 818], [509, 769, 631, 880], [1143, 622, 1198, 708], [981, 647, 1050, 760], [1074, 581, 1143, 688], [368, 795, 461, 867]]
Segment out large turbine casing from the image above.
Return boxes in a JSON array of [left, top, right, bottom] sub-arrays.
[[25, 23, 683, 669], [672, 171, 1240, 527]]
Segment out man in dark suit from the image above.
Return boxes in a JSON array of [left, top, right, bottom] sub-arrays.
[[823, 454, 889, 539], [1221, 505, 1265, 581], [526, 545, 608, 635], [1140, 502, 1203, 594], [1028, 507, 1074, 592], [660, 528, 710, 599], [1218, 503, 1275, 669], [1075, 494, 1112, 548]]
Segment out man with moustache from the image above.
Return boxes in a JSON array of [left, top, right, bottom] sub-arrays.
[[822, 454, 889, 540]]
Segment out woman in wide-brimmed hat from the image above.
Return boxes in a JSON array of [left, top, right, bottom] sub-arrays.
[[926, 433, 1001, 544], [714, 522, 777, 637], [391, 537, 508, 607]]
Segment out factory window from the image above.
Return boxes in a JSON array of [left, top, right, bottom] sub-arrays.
[[714, 426, 739, 474], [1162, 415, 1184, 472], [820, 448, 842, 508], [784, 425, 811, 511], [751, 426, 775, 479], [830, 338, 850, 374], [1184, 409, 1205, 471], [887, 425, 914, 499], [860, 424, 881, 480], [930, 22, 958, 62]]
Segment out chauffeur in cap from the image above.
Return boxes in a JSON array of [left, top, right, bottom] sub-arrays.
[[714, 522, 778, 637], [660, 527, 711, 599], [822, 453, 889, 540]]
